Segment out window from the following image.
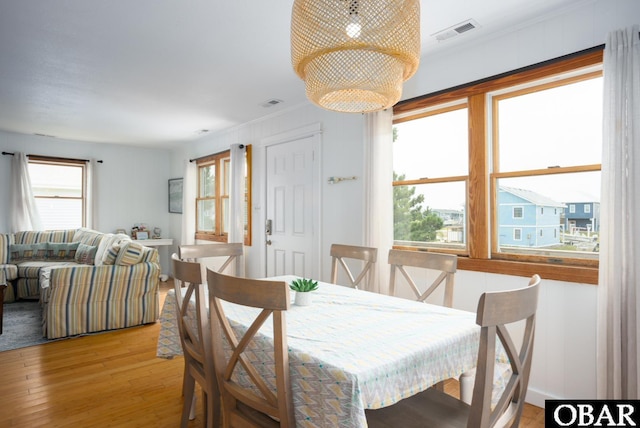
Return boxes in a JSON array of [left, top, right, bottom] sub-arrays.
[[584, 204, 591, 213], [393, 102, 468, 250], [513, 207, 524, 219], [195, 147, 252, 245], [392, 49, 603, 284], [514, 228, 522, 241], [28, 157, 87, 230]]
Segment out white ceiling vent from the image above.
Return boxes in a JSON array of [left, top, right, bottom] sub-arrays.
[[432, 19, 480, 42], [260, 99, 284, 108]]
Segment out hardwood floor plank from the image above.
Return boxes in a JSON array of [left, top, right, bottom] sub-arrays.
[[0, 282, 544, 427]]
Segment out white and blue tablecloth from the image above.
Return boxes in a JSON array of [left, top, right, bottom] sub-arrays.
[[157, 275, 484, 428]]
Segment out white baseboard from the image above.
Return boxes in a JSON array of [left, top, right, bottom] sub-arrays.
[[526, 387, 559, 408]]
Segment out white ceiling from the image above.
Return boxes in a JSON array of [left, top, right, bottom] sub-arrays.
[[0, 0, 589, 148]]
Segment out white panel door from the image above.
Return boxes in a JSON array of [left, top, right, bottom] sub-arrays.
[[265, 136, 317, 278]]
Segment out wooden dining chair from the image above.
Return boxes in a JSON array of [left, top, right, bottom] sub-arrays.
[[366, 274, 541, 428], [388, 249, 458, 307], [330, 243, 378, 289], [207, 269, 295, 428], [172, 254, 220, 428], [179, 242, 244, 276]]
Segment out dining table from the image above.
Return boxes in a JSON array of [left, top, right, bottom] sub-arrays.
[[156, 275, 499, 428]]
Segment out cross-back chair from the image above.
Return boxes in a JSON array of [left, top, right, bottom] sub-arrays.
[[179, 242, 244, 277], [330, 243, 378, 290], [366, 274, 541, 428], [207, 269, 295, 428], [172, 253, 219, 428], [388, 249, 458, 307]]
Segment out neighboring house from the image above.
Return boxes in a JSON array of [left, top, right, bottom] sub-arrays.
[[432, 208, 465, 243], [563, 201, 600, 234], [497, 186, 565, 248]]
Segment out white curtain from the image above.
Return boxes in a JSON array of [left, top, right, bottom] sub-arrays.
[[228, 144, 246, 244], [228, 144, 246, 276], [181, 160, 197, 246], [85, 159, 99, 230], [363, 109, 394, 294], [10, 152, 41, 233], [597, 25, 640, 400]]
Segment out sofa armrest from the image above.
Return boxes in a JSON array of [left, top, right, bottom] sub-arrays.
[[42, 262, 160, 339]]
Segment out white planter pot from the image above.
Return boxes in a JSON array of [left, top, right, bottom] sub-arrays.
[[294, 291, 312, 306]]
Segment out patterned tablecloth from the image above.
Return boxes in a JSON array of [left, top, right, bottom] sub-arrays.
[[157, 275, 482, 427]]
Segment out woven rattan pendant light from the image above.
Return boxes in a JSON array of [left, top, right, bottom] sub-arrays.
[[291, 0, 420, 113]]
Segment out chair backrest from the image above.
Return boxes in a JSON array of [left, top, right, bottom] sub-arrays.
[[468, 274, 541, 428], [171, 253, 216, 393], [330, 244, 378, 289], [207, 269, 295, 428], [388, 249, 458, 307], [179, 243, 244, 276]]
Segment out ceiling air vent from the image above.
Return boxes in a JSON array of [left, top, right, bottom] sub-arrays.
[[432, 19, 480, 42], [261, 99, 283, 108]]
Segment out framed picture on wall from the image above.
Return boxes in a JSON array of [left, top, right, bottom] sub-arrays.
[[168, 178, 183, 214]]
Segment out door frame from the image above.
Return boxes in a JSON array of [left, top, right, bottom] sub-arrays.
[[259, 122, 323, 278]]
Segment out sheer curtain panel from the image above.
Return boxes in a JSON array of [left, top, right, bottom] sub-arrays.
[[364, 109, 394, 294], [597, 25, 640, 400], [85, 159, 99, 230], [181, 159, 197, 246], [228, 144, 246, 276], [10, 152, 41, 233]]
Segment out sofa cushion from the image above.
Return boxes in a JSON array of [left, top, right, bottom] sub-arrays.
[[9, 243, 48, 262], [102, 244, 121, 265], [115, 241, 145, 265], [14, 230, 76, 245], [72, 228, 104, 246], [75, 243, 98, 265], [17, 261, 80, 278], [47, 242, 80, 261]]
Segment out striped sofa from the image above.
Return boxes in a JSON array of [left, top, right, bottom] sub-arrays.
[[0, 228, 160, 339]]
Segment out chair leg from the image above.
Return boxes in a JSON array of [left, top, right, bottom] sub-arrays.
[[189, 393, 197, 420], [181, 375, 196, 427], [459, 370, 475, 404], [204, 390, 220, 428]]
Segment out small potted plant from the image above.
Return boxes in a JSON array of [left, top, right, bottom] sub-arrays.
[[289, 278, 318, 306]]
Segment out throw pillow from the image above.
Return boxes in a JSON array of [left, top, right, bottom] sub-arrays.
[[115, 241, 145, 266], [102, 244, 121, 265], [9, 243, 48, 262], [95, 233, 130, 266], [47, 242, 80, 260], [75, 243, 98, 265]]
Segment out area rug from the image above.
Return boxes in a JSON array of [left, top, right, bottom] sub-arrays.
[[0, 300, 48, 352]]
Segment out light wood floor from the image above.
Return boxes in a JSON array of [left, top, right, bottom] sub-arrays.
[[0, 282, 545, 427]]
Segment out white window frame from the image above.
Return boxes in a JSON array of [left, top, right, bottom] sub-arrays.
[[28, 156, 87, 229]]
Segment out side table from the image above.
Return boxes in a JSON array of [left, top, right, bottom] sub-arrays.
[[134, 238, 174, 282]]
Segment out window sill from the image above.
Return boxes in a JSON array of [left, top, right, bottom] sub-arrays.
[[457, 257, 598, 285]]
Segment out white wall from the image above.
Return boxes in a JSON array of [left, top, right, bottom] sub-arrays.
[[0, 130, 175, 273], [169, 102, 366, 280], [168, 0, 638, 408]]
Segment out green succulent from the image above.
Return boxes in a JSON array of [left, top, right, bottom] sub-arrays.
[[289, 278, 319, 292]]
